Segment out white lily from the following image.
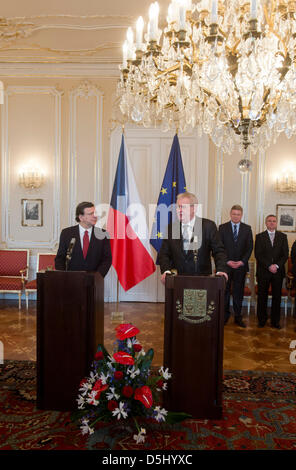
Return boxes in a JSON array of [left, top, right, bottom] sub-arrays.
[[154, 406, 168, 422], [77, 395, 86, 409], [133, 427, 146, 443], [106, 386, 120, 401], [159, 366, 172, 380], [127, 365, 140, 379], [80, 418, 94, 435], [86, 390, 99, 406], [99, 371, 110, 385], [112, 401, 128, 420]]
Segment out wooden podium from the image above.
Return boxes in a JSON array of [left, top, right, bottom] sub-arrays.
[[37, 271, 104, 411], [164, 275, 225, 419]]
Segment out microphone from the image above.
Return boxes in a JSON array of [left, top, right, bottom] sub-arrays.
[[66, 237, 76, 271]]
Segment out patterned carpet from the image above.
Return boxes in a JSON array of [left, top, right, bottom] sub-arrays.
[[1, 360, 296, 450]]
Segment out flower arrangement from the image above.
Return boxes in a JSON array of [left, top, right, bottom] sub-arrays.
[[76, 323, 174, 443]]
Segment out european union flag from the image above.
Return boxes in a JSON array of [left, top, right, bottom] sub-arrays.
[[150, 134, 187, 254]]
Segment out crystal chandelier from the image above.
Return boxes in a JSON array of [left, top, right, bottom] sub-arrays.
[[117, 0, 296, 155]]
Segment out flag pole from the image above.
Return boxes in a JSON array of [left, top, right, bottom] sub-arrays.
[[112, 125, 124, 323]]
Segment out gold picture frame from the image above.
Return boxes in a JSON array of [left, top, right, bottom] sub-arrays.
[[276, 204, 296, 232], [21, 199, 43, 227]]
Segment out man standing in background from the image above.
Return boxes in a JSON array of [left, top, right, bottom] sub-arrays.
[[219, 205, 253, 328], [255, 214, 289, 329]]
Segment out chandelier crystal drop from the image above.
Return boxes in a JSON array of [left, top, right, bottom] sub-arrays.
[[117, 0, 296, 155]]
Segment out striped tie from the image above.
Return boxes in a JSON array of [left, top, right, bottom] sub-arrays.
[[233, 224, 238, 243]]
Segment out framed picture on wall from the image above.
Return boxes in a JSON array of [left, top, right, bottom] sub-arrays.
[[21, 199, 43, 227], [276, 204, 296, 232]]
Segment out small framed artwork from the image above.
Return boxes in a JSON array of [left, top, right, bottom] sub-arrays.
[[276, 204, 296, 232], [21, 199, 43, 227]]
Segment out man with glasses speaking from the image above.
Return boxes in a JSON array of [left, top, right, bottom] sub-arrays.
[[158, 192, 228, 284]]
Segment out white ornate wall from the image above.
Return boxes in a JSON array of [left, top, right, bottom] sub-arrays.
[[0, 1, 295, 303]]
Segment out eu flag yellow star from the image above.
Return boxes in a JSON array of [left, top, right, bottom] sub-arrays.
[[157, 232, 163, 239], [160, 187, 167, 195], [172, 181, 177, 187]]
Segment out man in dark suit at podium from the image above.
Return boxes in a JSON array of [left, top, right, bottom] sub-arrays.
[[158, 192, 228, 284], [55, 201, 112, 277], [219, 205, 253, 328], [255, 214, 289, 329]]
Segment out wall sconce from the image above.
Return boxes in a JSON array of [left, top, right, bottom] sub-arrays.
[[19, 167, 45, 190], [275, 169, 296, 193]]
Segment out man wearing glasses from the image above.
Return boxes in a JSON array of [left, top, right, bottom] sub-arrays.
[[158, 192, 228, 284]]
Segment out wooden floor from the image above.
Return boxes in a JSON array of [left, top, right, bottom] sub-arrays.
[[1, 299, 296, 372]]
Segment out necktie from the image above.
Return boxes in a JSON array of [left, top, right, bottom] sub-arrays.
[[83, 230, 89, 259], [270, 232, 275, 246], [183, 224, 191, 253], [233, 224, 238, 243]]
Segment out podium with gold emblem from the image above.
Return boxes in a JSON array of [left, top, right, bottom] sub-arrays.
[[163, 275, 225, 419]]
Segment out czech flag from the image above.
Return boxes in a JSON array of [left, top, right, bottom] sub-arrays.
[[107, 134, 156, 291]]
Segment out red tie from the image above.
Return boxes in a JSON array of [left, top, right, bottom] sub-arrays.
[[83, 230, 89, 259]]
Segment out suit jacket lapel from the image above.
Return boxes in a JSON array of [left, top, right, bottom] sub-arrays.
[[75, 225, 84, 258]]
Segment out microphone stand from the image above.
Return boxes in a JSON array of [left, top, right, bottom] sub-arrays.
[[193, 250, 198, 274], [66, 239, 76, 271]]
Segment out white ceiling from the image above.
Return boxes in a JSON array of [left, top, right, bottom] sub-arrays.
[[0, 0, 172, 69]]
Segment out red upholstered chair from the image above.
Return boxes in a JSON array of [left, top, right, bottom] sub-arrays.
[[25, 253, 56, 309], [0, 249, 29, 309]]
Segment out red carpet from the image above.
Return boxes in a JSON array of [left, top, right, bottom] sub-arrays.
[[1, 360, 296, 450]]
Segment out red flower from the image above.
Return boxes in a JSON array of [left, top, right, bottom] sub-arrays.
[[133, 344, 142, 352], [134, 386, 153, 409], [92, 379, 108, 400], [95, 351, 104, 361], [114, 371, 124, 380], [157, 379, 164, 388], [107, 400, 118, 411], [122, 385, 134, 398], [115, 324, 140, 340], [113, 351, 135, 365]]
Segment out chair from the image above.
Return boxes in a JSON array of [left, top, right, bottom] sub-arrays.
[[0, 249, 29, 309], [25, 253, 56, 309]]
